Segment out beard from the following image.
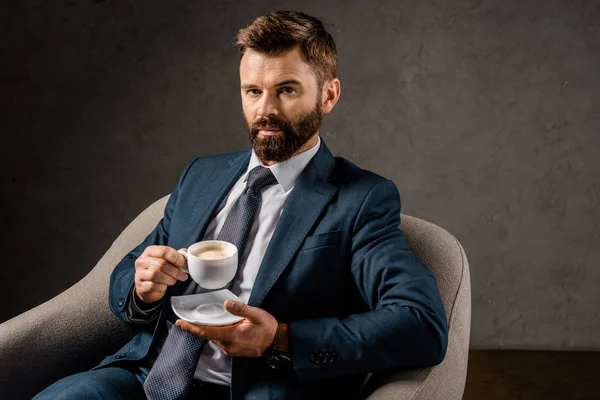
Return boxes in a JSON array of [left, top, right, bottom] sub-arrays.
[[246, 102, 322, 163]]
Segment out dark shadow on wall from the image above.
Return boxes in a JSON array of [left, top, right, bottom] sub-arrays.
[[0, 0, 250, 322]]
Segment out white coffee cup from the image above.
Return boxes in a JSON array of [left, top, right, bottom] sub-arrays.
[[177, 240, 238, 289]]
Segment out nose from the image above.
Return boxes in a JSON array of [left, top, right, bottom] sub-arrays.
[[256, 92, 279, 118]]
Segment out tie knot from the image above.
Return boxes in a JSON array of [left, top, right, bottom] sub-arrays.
[[246, 166, 277, 192]]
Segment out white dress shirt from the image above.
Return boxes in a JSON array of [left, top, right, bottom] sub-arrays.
[[160, 136, 321, 386]]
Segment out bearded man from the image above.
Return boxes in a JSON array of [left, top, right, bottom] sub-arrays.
[[34, 10, 448, 400]]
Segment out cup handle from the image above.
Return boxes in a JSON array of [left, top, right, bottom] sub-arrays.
[[177, 249, 190, 273]]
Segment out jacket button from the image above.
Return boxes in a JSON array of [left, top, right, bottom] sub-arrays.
[[310, 354, 320, 364], [115, 353, 126, 359], [118, 298, 125, 307]]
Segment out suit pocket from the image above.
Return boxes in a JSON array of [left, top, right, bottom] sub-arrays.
[[298, 230, 341, 251]]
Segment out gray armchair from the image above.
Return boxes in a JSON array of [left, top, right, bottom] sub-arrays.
[[0, 195, 471, 400]]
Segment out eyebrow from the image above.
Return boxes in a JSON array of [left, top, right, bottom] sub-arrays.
[[241, 79, 303, 89]]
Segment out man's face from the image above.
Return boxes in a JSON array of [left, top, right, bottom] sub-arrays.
[[240, 48, 323, 163]]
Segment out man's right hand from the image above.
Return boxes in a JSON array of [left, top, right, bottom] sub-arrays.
[[134, 245, 189, 305]]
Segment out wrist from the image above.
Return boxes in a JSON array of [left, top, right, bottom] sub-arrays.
[[265, 322, 292, 370], [132, 287, 161, 310]]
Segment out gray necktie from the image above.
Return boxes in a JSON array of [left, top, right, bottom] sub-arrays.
[[143, 166, 277, 400]]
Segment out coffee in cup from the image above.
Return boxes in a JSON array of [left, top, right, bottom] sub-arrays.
[[178, 240, 238, 289], [194, 246, 230, 260]]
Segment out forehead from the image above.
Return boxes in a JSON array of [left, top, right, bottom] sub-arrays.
[[239, 48, 316, 87]]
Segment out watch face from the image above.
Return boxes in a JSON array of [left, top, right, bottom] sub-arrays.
[[266, 354, 292, 370]]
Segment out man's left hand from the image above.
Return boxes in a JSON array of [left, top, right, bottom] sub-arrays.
[[175, 300, 278, 358]]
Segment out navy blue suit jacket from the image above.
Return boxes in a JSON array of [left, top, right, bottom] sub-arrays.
[[97, 141, 448, 399]]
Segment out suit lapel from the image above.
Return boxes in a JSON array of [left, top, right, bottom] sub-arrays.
[[169, 151, 250, 296], [184, 152, 251, 244], [248, 142, 338, 308]]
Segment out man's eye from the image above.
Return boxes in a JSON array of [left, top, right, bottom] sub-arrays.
[[247, 89, 261, 96], [280, 87, 294, 94]]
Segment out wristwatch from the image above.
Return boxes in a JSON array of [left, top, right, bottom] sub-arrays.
[[265, 323, 292, 370]]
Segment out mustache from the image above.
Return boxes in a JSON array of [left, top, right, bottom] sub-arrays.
[[252, 117, 288, 131]]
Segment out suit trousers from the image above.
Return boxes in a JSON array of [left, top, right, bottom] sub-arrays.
[[33, 365, 231, 400], [32, 367, 146, 400]]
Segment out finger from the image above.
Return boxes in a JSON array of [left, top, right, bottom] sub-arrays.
[[224, 301, 262, 322], [146, 245, 188, 270], [138, 268, 178, 286], [211, 341, 232, 356], [210, 340, 228, 351], [144, 256, 188, 282], [176, 320, 230, 341]]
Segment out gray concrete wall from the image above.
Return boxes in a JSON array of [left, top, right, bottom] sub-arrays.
[[1, 0, 599, 349]]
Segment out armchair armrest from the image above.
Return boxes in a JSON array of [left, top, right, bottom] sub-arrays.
[[363, 273, 470, 399], [0, 195, 170, 399], [0, 244, 136, 399]]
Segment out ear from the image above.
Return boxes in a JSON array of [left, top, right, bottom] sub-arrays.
[[321, 78, 341, 115]]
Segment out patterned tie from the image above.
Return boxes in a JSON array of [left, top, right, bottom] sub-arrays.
[[143, 166, 277, 400]]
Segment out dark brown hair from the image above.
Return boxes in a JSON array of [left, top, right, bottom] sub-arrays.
[[236, 11, 338, 87]]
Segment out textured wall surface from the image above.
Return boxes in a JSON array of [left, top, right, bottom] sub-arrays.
[[1, 0, 599, 349]]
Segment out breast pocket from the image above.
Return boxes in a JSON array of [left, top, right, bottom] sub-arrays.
[[297, 230, 341, 252]]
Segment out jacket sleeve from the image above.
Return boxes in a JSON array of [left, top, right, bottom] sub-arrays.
[[288, 179, 448, 382], [108, 158, 198, 324]]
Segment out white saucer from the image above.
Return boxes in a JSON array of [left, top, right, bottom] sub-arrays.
[[171, 289, 245, 326]]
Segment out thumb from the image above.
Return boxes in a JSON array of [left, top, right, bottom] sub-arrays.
[[225, 301, 261, 321]]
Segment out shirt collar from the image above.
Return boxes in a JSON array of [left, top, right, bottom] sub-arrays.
[[245, 135, 321, 193]]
